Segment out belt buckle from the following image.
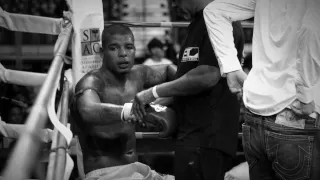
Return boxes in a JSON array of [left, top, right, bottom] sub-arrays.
[[275, 109, 306, 129]]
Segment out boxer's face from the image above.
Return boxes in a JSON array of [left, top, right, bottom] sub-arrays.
[[102, 33, 135, 75]]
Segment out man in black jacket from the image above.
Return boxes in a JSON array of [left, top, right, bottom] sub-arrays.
[[131, 0, 245, 179]]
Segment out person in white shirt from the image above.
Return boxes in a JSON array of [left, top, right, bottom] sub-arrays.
[[143, 38, 174, 66], [204, 0, 320, 179]]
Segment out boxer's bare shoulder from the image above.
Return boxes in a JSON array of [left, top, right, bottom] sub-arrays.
[[131, 64, 176, 88], [74, 69, 103, 96]]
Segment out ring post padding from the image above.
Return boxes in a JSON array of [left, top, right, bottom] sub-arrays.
[[68, 0, 104, 86]]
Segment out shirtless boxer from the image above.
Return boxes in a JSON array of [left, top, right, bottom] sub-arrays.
[[71, 24, 176, 175]]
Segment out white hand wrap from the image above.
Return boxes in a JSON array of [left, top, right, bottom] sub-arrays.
[[121, 103, 133, 121]]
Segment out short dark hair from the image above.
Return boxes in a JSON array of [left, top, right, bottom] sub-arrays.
[[101, 24, 134, 48], [147, 38, 164, 51]]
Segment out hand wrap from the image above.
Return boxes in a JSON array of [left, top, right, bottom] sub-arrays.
[[121, 103, 134, 121]]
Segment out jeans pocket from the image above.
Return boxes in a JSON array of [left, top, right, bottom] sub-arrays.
[[265, 131, 313, 180], [242, 124, 257, 169]]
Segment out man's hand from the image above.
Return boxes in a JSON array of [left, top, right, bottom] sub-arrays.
[[131, 88, 156, 120], [0, 63, 7, 83], [62, 11, 72, 25], [226, 70, 247, 99], [290, 99, 315, 117], [121, 103, 144, 125]]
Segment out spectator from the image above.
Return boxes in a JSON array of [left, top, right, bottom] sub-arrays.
[[204, 0, 320, 179], [143, 38, 175, 66]]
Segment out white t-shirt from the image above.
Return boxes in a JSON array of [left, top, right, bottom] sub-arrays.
[[204, 0, 320, 116], [143, 58, 173, 66]]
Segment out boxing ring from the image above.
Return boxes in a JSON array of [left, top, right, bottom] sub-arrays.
[[0, 2, 253, 180]]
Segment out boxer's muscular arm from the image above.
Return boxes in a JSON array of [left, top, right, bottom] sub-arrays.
[[74, 75, 123, 126], [76, 89, 123, 125]]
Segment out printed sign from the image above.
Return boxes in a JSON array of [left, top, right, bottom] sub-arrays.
[[80, 28, 102, 73], [81, 28, 101, 56]]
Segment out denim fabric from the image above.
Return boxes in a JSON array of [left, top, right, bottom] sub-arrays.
[[242, 109, 320, 180]]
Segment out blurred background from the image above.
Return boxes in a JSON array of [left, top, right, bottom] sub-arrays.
[[0, 0, 253, 70]]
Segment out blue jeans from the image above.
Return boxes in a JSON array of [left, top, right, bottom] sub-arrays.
[[242, 109, 320, 180]]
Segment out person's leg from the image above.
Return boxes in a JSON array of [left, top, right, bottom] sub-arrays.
[[243, 111, 277, 180], [174, 145, 233, 180], [174, 145, 202, 180], [199, 148, 233, 180]]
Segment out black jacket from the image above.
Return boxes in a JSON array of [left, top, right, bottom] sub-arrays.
[[173, 10, 242, 157]]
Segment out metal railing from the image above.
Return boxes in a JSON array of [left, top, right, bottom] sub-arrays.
[[105, 21, 254, 28], [2, 26, 72, 180], [46, 80, 70, 180]]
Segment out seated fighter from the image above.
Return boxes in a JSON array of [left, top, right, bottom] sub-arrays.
[[71, 24, 177, 177]]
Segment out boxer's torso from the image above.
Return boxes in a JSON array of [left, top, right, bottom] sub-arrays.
[[74, 66, 146, 173]]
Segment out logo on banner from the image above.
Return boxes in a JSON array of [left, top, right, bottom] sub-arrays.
[[81, 28, 101, 56], [181, 47, 199, 62]]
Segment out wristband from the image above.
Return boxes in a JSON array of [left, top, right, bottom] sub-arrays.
[[152, 86, 160, 99]]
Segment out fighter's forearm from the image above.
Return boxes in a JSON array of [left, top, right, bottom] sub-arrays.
[[78, 101, 123, 126], [156, 65, 220, 97]]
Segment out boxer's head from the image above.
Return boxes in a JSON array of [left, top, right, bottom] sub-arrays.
[[100, 24, 135, 75], [171, 0, 211, 20]]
